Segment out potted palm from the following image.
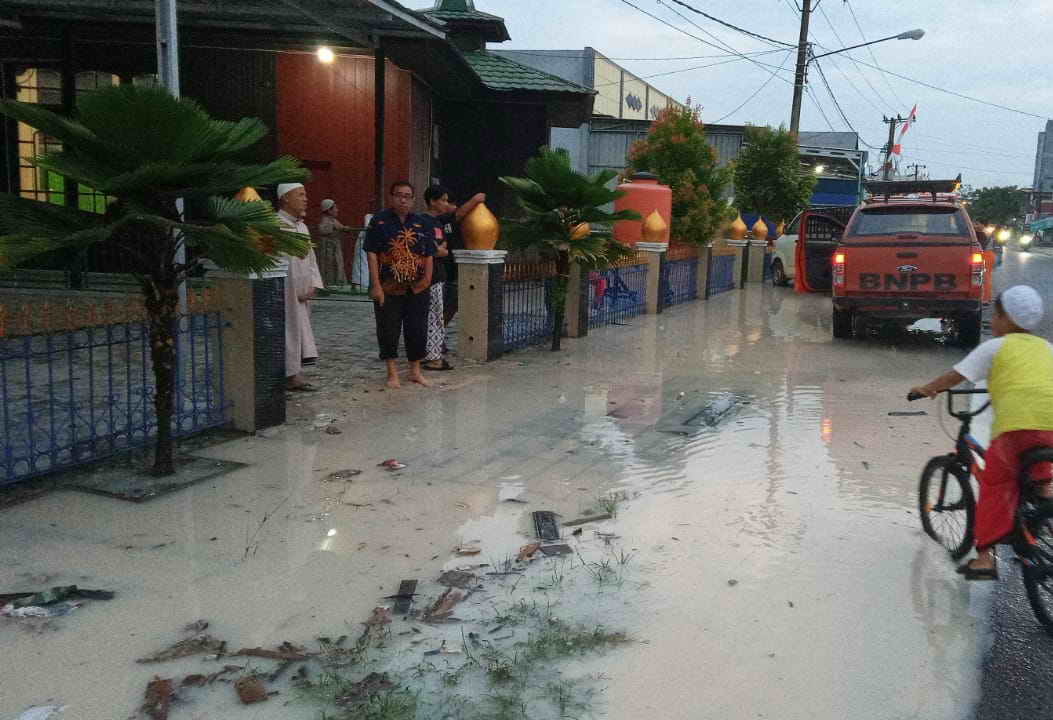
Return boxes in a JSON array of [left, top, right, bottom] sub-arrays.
[[499, 148, 640, 351], [0, 85, 310, 476]]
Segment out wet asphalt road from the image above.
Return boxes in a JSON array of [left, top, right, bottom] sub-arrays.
[[974, 247, 1053, 720]]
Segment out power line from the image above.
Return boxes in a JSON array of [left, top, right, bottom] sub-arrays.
[[613, 0, 795, 82], [498, 48, 787, 61], [816, 4, 894, 112], [713, 50, 795, 123], [811, 56, 879, 149], [663, 0, 794, 48], [589, 55, 766, 89], [845, 0, 907, 111], [806, 85, 837, 131]]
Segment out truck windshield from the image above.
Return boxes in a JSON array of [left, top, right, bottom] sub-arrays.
[[850, 207, 968, 237]]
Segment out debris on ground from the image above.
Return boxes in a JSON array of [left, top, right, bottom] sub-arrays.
[[502, 497, 529, 504], [563, 513, 613, 527], [312, 413, 337, 429], [516, 543, 542, 562], [139, 676, 175, 720], [727, 579, 739, 587], [437, 570, 476, 589], [14, 706, 65, 720], [234, 642, 311, 661], [334, 672, 394, 707], [137, 625, 226, 664], [2, 585, 114, 607], [423, 588, 463, 622], [455, 544, 481, 556], [234, 675, 269, 704], [378, 459, 407, 471], [888, 410, 927, 417], [532, 510, 561, 541], [364, 607, 393, 627], [1, 601, 81, 617], [423, 640, 462, 657], [388, 579, 418, 614], [324, 425, 343, 435], [540, 544, 573, 557], [571, 527, 583, 537], [324, 469, 362, 482]]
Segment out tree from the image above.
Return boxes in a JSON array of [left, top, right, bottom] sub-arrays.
[[499, 148, 639, 351], [623, 100, 733, 244], [0, 85, 310, 476], [966, 186, 1026, 226], [733, 125, 816, 224]]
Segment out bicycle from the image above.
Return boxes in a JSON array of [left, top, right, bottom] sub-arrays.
[[908, 388, 1053, 634]]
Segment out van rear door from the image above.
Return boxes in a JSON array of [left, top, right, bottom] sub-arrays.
[[839, 205, 979, 298]]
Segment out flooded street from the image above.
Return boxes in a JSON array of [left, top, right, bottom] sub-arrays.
[[2, 284, 997, 719]]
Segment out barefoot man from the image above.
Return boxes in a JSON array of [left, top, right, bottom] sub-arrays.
[[364, 181, 435, 389]]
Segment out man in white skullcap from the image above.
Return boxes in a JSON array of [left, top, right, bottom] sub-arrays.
[[316, 198, 349, 286], [277, 183, 324, 391], [912, 285, 1053, 580]]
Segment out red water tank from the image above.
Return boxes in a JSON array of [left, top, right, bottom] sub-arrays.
[[614, 173, 672, 246]]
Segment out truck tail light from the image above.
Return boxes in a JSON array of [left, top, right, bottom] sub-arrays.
[[971, 252, 984, 288], [833, 252, 846, 288]]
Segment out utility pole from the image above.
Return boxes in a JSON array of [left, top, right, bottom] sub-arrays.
[[788, 0, 812, 136], [907, 163, 926, 181], [156, 0, 187, 317], [881, 115, 906, 180]]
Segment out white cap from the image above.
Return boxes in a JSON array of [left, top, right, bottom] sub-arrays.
[[277, 183, 304, 199], [320, 199, 336, 212], [1000, 285, 1044, 331]]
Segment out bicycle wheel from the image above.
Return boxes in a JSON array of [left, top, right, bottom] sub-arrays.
[[1022, 506, 1053, 635], [918, 455, 975, 559]]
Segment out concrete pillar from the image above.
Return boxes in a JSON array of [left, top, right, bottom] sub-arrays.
[[729, 240, 748, 289], [211, 270, 287, 432], [453, 249, 507, 362], [637, 241, 668, 314], [747, 240, 766, 283], [564, 262, 589, 338], [697, 243, 712, 300]]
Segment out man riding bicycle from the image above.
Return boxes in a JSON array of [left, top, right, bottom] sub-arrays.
[[910, 285, 1053, 579]]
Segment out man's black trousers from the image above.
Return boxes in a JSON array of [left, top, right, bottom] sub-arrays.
[[373, 289, 429, 362]]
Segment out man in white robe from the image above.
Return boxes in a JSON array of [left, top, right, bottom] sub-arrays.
[[276, 183, 324, 391]]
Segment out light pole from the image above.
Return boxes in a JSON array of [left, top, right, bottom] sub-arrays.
[[789, 26, 925, 135]]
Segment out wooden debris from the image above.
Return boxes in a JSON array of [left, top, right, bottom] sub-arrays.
[[234, 676, 269, 704], [334, 672, 395, 707], [516, 543, 542, 562], [140, 676, 174, 720], [562, 513, 613, 527], [437, 570, 476, 589], [423, 588, 463, 622], [137, 634, 226, 664], [234, 642, 311, 661]]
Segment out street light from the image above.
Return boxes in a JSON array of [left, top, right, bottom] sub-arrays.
[[789, 24, 925, 135]]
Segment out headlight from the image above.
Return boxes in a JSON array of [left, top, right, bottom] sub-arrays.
[[997, 229, 1011, 242], [1020, 234, 1033, 245], [985, 225, 996, 236]]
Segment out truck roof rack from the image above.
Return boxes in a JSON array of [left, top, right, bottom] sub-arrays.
[[864, 177, 962, 203]]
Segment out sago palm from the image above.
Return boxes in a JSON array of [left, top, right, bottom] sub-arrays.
[[500, 148, 639, 351], [0, 85, 310, 476]]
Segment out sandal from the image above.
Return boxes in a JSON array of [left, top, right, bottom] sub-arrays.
[[956, 559, 998, 581], [287, 383, 320, 392], [423, 360, 454, 371]]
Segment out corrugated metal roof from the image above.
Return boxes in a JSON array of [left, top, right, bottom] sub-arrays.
[[461, 51, 594, 94]]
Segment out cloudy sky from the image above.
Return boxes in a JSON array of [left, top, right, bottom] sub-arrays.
[[463, 0, 1049, 189]]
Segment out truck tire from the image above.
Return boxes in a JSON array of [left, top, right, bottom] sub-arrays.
[[832, 307, 854, 339], [771, 259, 788, 287], [958, 310, 982, 347]]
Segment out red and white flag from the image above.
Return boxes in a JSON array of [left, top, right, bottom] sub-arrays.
[[891, 105, 917, 155]]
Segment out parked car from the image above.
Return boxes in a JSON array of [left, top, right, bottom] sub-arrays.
[[831, 180, 988, 345], [771, 212, 801, 286]]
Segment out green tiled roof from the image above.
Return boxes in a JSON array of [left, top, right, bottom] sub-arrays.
[[426, 8, 506, 22], [461, 51, 594, 94]]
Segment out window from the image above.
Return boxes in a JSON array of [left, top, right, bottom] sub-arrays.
[[14, 68, 115, 213], [850, 207, 968, 237]]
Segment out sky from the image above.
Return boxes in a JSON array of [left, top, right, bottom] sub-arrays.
[[458, 0, 1051, 189]]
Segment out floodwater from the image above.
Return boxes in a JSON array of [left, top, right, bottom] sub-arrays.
[[0, 286, 994, 719]]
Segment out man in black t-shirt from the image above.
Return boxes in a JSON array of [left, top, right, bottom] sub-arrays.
[[420, 185, 485, 371]]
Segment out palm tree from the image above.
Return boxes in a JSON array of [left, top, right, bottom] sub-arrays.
[[0, 85, 311, 476], [499, 148, 640, 351]]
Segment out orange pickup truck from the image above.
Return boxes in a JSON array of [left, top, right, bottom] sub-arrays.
[[831, 180, 989, 345]]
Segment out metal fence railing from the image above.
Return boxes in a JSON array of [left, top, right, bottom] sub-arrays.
[[1, 310, 227, 485], [707, 253, 737, 298], [501, 261, 557, 350], [661, 258, 699, 307], [588, 261, 647, 329]]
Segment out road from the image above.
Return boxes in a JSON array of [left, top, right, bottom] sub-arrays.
[[974, 247, 1053, 720]]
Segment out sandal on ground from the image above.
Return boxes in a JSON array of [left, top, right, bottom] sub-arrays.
[[956, 560, 998, 581], [422, 360, 454, 371]]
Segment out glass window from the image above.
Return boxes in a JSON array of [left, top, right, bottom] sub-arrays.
[[75, 71, 119, 95], [850, 207, 968, 237], [16, 67, 61, 105]]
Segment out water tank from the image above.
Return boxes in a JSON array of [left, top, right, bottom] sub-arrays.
[[614, 173, 672, 246]]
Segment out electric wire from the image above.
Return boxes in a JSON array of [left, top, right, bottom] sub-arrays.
[[817, 3, 894, 112], [663, 0, 794, 47], [711, 49, 791, 122], [811, 56, 880, 149], [845, 0, 907, 111], [805, 85, 837, 131]]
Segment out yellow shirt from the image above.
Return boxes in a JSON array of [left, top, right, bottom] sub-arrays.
[[957, 333, 1053, 439]]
